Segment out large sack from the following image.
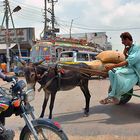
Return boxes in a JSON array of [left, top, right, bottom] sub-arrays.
[[96, 50, 125, 63], [84, 60, 104, 71], [84, 61, 117, 72]]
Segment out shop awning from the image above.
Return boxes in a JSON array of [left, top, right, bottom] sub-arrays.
[[0, 43, 16, 50]]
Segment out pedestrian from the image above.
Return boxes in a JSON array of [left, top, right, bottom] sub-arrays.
[[100, 32, 140, 104]]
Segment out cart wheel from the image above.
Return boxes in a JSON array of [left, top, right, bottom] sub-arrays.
[[108, 85, 133, 104]]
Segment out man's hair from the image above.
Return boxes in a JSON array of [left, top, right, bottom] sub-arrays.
[[120, 32, 133, 41]]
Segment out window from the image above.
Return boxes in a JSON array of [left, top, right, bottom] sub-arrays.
[[60, 52, 74, 62], [77, 53, 88, 61], [61, 52, 73, 58], [89, 54, 96, 61]]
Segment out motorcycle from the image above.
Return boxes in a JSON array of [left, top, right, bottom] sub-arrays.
[[0, 78, 68, 140]]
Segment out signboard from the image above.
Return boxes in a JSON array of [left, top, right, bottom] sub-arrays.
[[0, 28, 35, 44]]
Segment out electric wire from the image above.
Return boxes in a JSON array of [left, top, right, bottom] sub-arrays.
[[11, 0, 43, 12], [58, 24, 69, 34], [58, 20, 140, 32], [1, 1, 140, 33]]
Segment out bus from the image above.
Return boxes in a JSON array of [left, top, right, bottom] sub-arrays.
[[30, 39, 97, 63]]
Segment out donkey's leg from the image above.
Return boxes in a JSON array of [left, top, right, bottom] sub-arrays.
[[40, 90, 50, 118], [49, 92, 56, 119], [80, 79, 91, 117]]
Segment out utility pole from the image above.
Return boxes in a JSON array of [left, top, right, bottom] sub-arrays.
[[48, 0, 58, 38], [51, 0, 55, 36], [8, 5, 21, 57], [5, 0, 10, 72], [47, 0, 58, 62], [70, 19, 73, 39], [1, 0, 21, 72], [43, 0, 48, 38]]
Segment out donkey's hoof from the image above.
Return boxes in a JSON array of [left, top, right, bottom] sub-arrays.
[[83, 112, 89, 117]]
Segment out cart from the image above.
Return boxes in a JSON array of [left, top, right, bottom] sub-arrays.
[[59, 63, 108, 77], [59, 63, 140, 105]]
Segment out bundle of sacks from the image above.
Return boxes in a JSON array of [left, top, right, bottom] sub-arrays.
[[84, 50, 125, 72]]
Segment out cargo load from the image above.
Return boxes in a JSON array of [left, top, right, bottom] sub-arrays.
[[96, 50, 125, 63]]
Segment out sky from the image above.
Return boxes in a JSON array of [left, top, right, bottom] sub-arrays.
[[1, 0, 140, 51]]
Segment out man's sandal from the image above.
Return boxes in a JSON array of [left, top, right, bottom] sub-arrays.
[[99, 98, 110, 104], [99, 97, 120, 105]]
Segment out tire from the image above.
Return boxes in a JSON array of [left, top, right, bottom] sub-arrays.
[[108, 85, 133, 104], [20, 123, 68, 140]]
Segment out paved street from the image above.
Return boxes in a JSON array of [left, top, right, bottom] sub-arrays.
[[2, 77, 140, 139]]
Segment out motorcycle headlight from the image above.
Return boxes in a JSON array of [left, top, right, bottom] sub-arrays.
[[25, 89, 35, 102]]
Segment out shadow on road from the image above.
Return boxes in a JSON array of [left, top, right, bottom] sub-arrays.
[[53, 103, 140, 125]]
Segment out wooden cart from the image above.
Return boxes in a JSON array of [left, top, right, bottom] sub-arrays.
[[59, 64, 108, 78], [59, 63, 140, 105]]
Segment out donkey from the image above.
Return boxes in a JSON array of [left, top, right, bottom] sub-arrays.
[[23, 62, 91, 119]]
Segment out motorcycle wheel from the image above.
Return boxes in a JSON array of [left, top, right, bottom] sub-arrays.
[[20, 123, 68, 140]]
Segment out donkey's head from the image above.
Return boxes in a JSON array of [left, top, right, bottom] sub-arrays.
[[23, 59, 46, 90]]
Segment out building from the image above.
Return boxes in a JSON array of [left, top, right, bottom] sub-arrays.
[[58, 32, 112, 50], [0, 27, 35, 63]]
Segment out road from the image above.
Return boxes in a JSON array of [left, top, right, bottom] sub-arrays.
[[3, 77, 140, 139]]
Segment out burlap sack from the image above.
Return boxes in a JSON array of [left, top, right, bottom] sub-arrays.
[[84, 60, 104, 71], [96, 50, 125, 63]]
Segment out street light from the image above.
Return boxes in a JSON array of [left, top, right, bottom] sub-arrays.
[[3, 2, 21, 72], [10, 5, 22, 58], [13, 6, 21, 13]]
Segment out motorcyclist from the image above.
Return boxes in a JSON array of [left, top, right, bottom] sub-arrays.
[[0, 70, 16, 82], [0, 70, 17, 140]]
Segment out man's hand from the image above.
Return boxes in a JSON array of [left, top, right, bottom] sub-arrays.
[[4, 76, 18, 82], [104, 61, 128, 72], [104, 64, 116, 71]]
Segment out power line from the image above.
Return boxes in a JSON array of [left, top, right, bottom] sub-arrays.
[[57, 23, 69, 34], [58, 22, 140, 32], [16, 14, 43, 23], [11, 0, 43, 12], [56, 17, 140, 32], [10, 2, 42, 13]]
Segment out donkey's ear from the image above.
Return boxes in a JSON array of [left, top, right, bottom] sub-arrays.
[[33, 59, 46, 66], [20, 60, 26, 66], [16, 56, 27, 66]]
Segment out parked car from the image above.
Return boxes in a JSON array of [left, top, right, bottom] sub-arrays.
[[58, 51, 98, 63], [58, 51, 102, 79]]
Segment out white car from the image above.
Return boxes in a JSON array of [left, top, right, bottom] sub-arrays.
[[58, 51, 98, 63]]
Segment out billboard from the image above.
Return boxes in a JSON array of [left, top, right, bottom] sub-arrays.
[[0, 27, 35, 44]]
